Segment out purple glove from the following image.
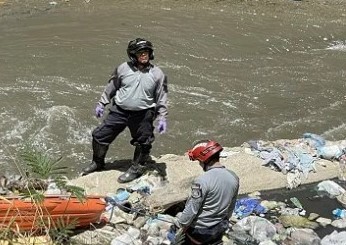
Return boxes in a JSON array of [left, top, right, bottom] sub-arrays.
[[95, 103, 104, 118], [157, 118, 167, 134]]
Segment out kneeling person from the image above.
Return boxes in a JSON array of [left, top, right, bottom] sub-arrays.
[[176, 140, 239, 244]]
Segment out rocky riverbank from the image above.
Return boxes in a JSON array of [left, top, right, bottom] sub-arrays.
[[70, 137, 342, 209], [67, 137, 346, 244], [1, 136, 346, 244]]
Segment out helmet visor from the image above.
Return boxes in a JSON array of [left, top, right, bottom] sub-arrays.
[[135, 50, 150, 57]]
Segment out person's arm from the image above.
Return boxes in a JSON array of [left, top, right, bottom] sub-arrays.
[[227, 176, 240, 219], [154, 72, 168, 120], [178, 181, 205, 228], [99, 67, 121, 106]]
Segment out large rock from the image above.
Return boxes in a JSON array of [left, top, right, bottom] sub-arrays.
[[69, 141, 340, 211]]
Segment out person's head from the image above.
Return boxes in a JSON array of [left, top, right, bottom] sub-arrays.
[[187, 140, 223, 171], [127, 38, 154, 66]]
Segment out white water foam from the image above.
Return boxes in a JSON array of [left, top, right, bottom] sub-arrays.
[[0, 75, 99, 172], [326, 41, 346, 51]]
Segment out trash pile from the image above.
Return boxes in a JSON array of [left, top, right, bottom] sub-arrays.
[[2, 133, 346, 244], [246, 133, 346, 189], [70, 172, 346, 245], [0, 174, 50, 195], [227, 179, 346, 245], [69, 133, 346, 244], [0, 173, 80, 197]]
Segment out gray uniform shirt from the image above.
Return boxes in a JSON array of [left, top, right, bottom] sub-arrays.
[[99, 62, 168, 119], [178, 166, 239, 229]]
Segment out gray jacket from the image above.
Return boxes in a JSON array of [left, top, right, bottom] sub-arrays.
[[178, 166, 239, 229], [99, 62, 168, 120]]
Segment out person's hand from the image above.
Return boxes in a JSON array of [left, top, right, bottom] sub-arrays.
[[173, 214, 181, 229], [171, 213, 187, 244], [95, 103, 104, 118], [171, 212, 183, 230], [157, 118, 167, 134]]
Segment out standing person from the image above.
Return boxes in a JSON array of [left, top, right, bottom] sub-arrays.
[[81, 38, 168, 183], [176, 140, 239, 244]]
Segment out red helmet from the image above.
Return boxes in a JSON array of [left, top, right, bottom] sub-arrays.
[[187, 140, 223, 163]]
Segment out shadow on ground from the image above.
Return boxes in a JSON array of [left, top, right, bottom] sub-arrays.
[[103, 158, 168, 179]]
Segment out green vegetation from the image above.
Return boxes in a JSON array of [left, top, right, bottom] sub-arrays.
[[20, 143, 85, 202], [0, 143, 87, 244]]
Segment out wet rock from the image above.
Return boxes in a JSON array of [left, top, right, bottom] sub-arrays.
[[336, 192, 346, 208], [278, 215, 319, 229], [331, 218, 346, 229], [316, 217, 331, 227], [261, 200, 286, 210], [308, 213, 320, 221], [280, 207, 301, 216], [321, 230, 346, 245], [289, 228, 321, 245]]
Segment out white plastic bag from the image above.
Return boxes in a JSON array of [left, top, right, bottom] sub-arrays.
[[317, 180, 346, 198]]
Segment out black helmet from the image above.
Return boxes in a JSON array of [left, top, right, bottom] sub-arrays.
[[127, 38, 154, 63]]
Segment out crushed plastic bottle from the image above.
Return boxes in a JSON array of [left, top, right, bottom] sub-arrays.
[[332, 208, 346, 219], [115, 189, 130, 201], [290, 197, 303, 209]]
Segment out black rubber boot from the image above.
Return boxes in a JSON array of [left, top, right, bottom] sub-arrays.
[[117, 163, 145, 183], [117, 144, 151, 183], [81, 140, 108, 176], [80, 161, 104, 176], [134, 144, 151, 165]]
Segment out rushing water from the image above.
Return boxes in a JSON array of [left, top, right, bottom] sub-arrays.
[[0, 0, 345, 176]]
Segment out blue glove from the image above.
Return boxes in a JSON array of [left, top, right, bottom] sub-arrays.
[[157, 118, 167, 134], [95, 103, 104, 118]]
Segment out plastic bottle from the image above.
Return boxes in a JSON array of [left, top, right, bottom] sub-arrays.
[[290, 197, 303, 209], [332, 208, 346, 219], [115, 189, 130, 201]]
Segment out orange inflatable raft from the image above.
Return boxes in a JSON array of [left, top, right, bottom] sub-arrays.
[[0, 195, 106, 231]]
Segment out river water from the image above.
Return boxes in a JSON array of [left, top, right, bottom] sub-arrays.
[[0, 0, 345, 176]]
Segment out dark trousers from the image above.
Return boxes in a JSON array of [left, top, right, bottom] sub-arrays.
[[175, 220, 228, 245], [92, 105, 155, 147]]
